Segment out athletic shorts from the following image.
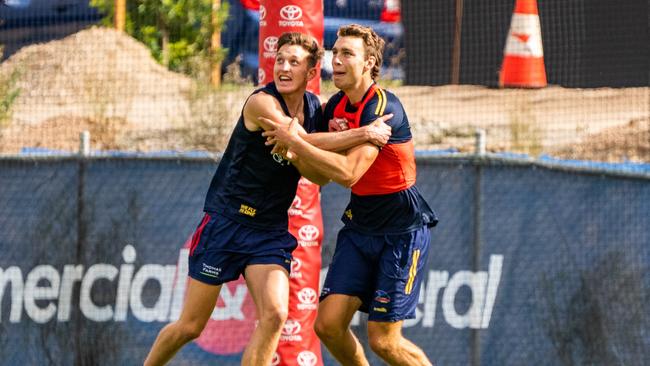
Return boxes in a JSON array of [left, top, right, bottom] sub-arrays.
[[320, 225, 431, 322], [188, 212, 297, 286]]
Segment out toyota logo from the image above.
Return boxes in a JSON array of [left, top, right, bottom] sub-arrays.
[[280, 5, 303, 20], [297, 287, 317, 305], [298, 225, 319, 241], [297, 351, 318, 366], [270, 352, 280, 366], [263, 36, 279, 52], [291, 258, 302, 272], [259, 5, 267, 20], [282, 319, 302, 335]]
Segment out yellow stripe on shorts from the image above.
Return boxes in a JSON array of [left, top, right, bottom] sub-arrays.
[[405, 249, 421, 294]]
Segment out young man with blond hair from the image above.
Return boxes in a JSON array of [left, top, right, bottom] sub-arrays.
[[260, 24, 437, 366], [144, 31, 390, 366]]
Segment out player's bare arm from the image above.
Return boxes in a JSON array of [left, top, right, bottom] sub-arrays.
[[259, 113, 393, 153], [242, 92, 294, 132], [302, 114, 393, 151], [259, 117, 379, 187]]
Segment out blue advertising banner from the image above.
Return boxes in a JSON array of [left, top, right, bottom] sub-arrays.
[[1, 156, 648, 365]]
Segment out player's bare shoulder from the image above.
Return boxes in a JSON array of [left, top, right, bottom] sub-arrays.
[[243, 92, 284, 132]]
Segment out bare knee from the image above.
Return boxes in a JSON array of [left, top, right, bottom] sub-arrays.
[[258, 306, 288, 331], [314, 317, 345, 342], [174, 320, 205, 342], [368, 331, 398, 358]]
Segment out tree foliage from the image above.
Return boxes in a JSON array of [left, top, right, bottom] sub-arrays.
[[90, 0, 229, 77]]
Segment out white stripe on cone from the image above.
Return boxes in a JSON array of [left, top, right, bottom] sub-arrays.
[[504, 14, 544, 57]]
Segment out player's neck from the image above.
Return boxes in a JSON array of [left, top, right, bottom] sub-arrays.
[[281, 91, 304, 117], [345, 76, 375, 104], [281, 93, 304, 123]]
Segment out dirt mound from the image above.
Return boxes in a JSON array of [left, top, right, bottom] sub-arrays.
[[0, 27, 648, 162], [550, 117, 649, 163], [0, 26, 193, 130], [391, 85, 649, 157]]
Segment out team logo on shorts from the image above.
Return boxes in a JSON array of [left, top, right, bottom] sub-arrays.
[[297, 350, 318, 366], [374, 290, 391, 304], [272, 152, 290, 166], [200, 263, 222, 278], [320, 287, 330, 297]]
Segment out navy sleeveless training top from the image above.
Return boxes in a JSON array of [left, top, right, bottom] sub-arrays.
[[203, 82, 322, 230]]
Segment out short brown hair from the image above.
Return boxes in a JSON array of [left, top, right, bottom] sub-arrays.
[[337, 24, 385, 80], [277, 32, 324, 68]]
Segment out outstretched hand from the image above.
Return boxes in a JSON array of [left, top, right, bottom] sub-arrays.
[[365, 113, 393, 147]]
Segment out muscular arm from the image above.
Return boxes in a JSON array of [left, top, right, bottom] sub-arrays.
[[242, 92, 292, 131], [260, 117, 379, 187], [290, 138, 378, 188], [301, 120, 390, 152], [243, 92, 331, 185]]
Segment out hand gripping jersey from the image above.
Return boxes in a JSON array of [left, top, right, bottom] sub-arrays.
[[203, 82, 322, 230], [322, 84, 438, 234]]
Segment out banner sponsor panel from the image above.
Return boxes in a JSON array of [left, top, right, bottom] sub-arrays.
[[1, 159, 648, 365]]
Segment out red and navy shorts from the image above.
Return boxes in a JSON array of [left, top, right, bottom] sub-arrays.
[[188, 212, 297, 286], [320, 225, 431, 322]]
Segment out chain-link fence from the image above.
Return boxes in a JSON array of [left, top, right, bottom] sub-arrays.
[[0, 0, 647, 161]]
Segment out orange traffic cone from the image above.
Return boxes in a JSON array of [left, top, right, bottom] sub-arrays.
[[499, 0, 547, 88]]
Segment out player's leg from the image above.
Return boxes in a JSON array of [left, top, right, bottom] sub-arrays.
[[241, 263, 290, 366], [315, 294, 369, 365], [367, 320, 432, 366], [144, 278, 222, 366], [366, 225, 433, 365], [315, 228, 378, 366]]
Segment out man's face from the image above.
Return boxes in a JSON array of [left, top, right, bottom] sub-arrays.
[[331, 36, 372, 92], [273, 44, 313, 95]]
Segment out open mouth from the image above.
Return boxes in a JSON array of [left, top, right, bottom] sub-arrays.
[[278, 75, 292, 82]]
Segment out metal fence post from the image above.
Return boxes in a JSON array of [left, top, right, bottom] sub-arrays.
[[76, 130, 90, 366], [471, 151, 484, 366]]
